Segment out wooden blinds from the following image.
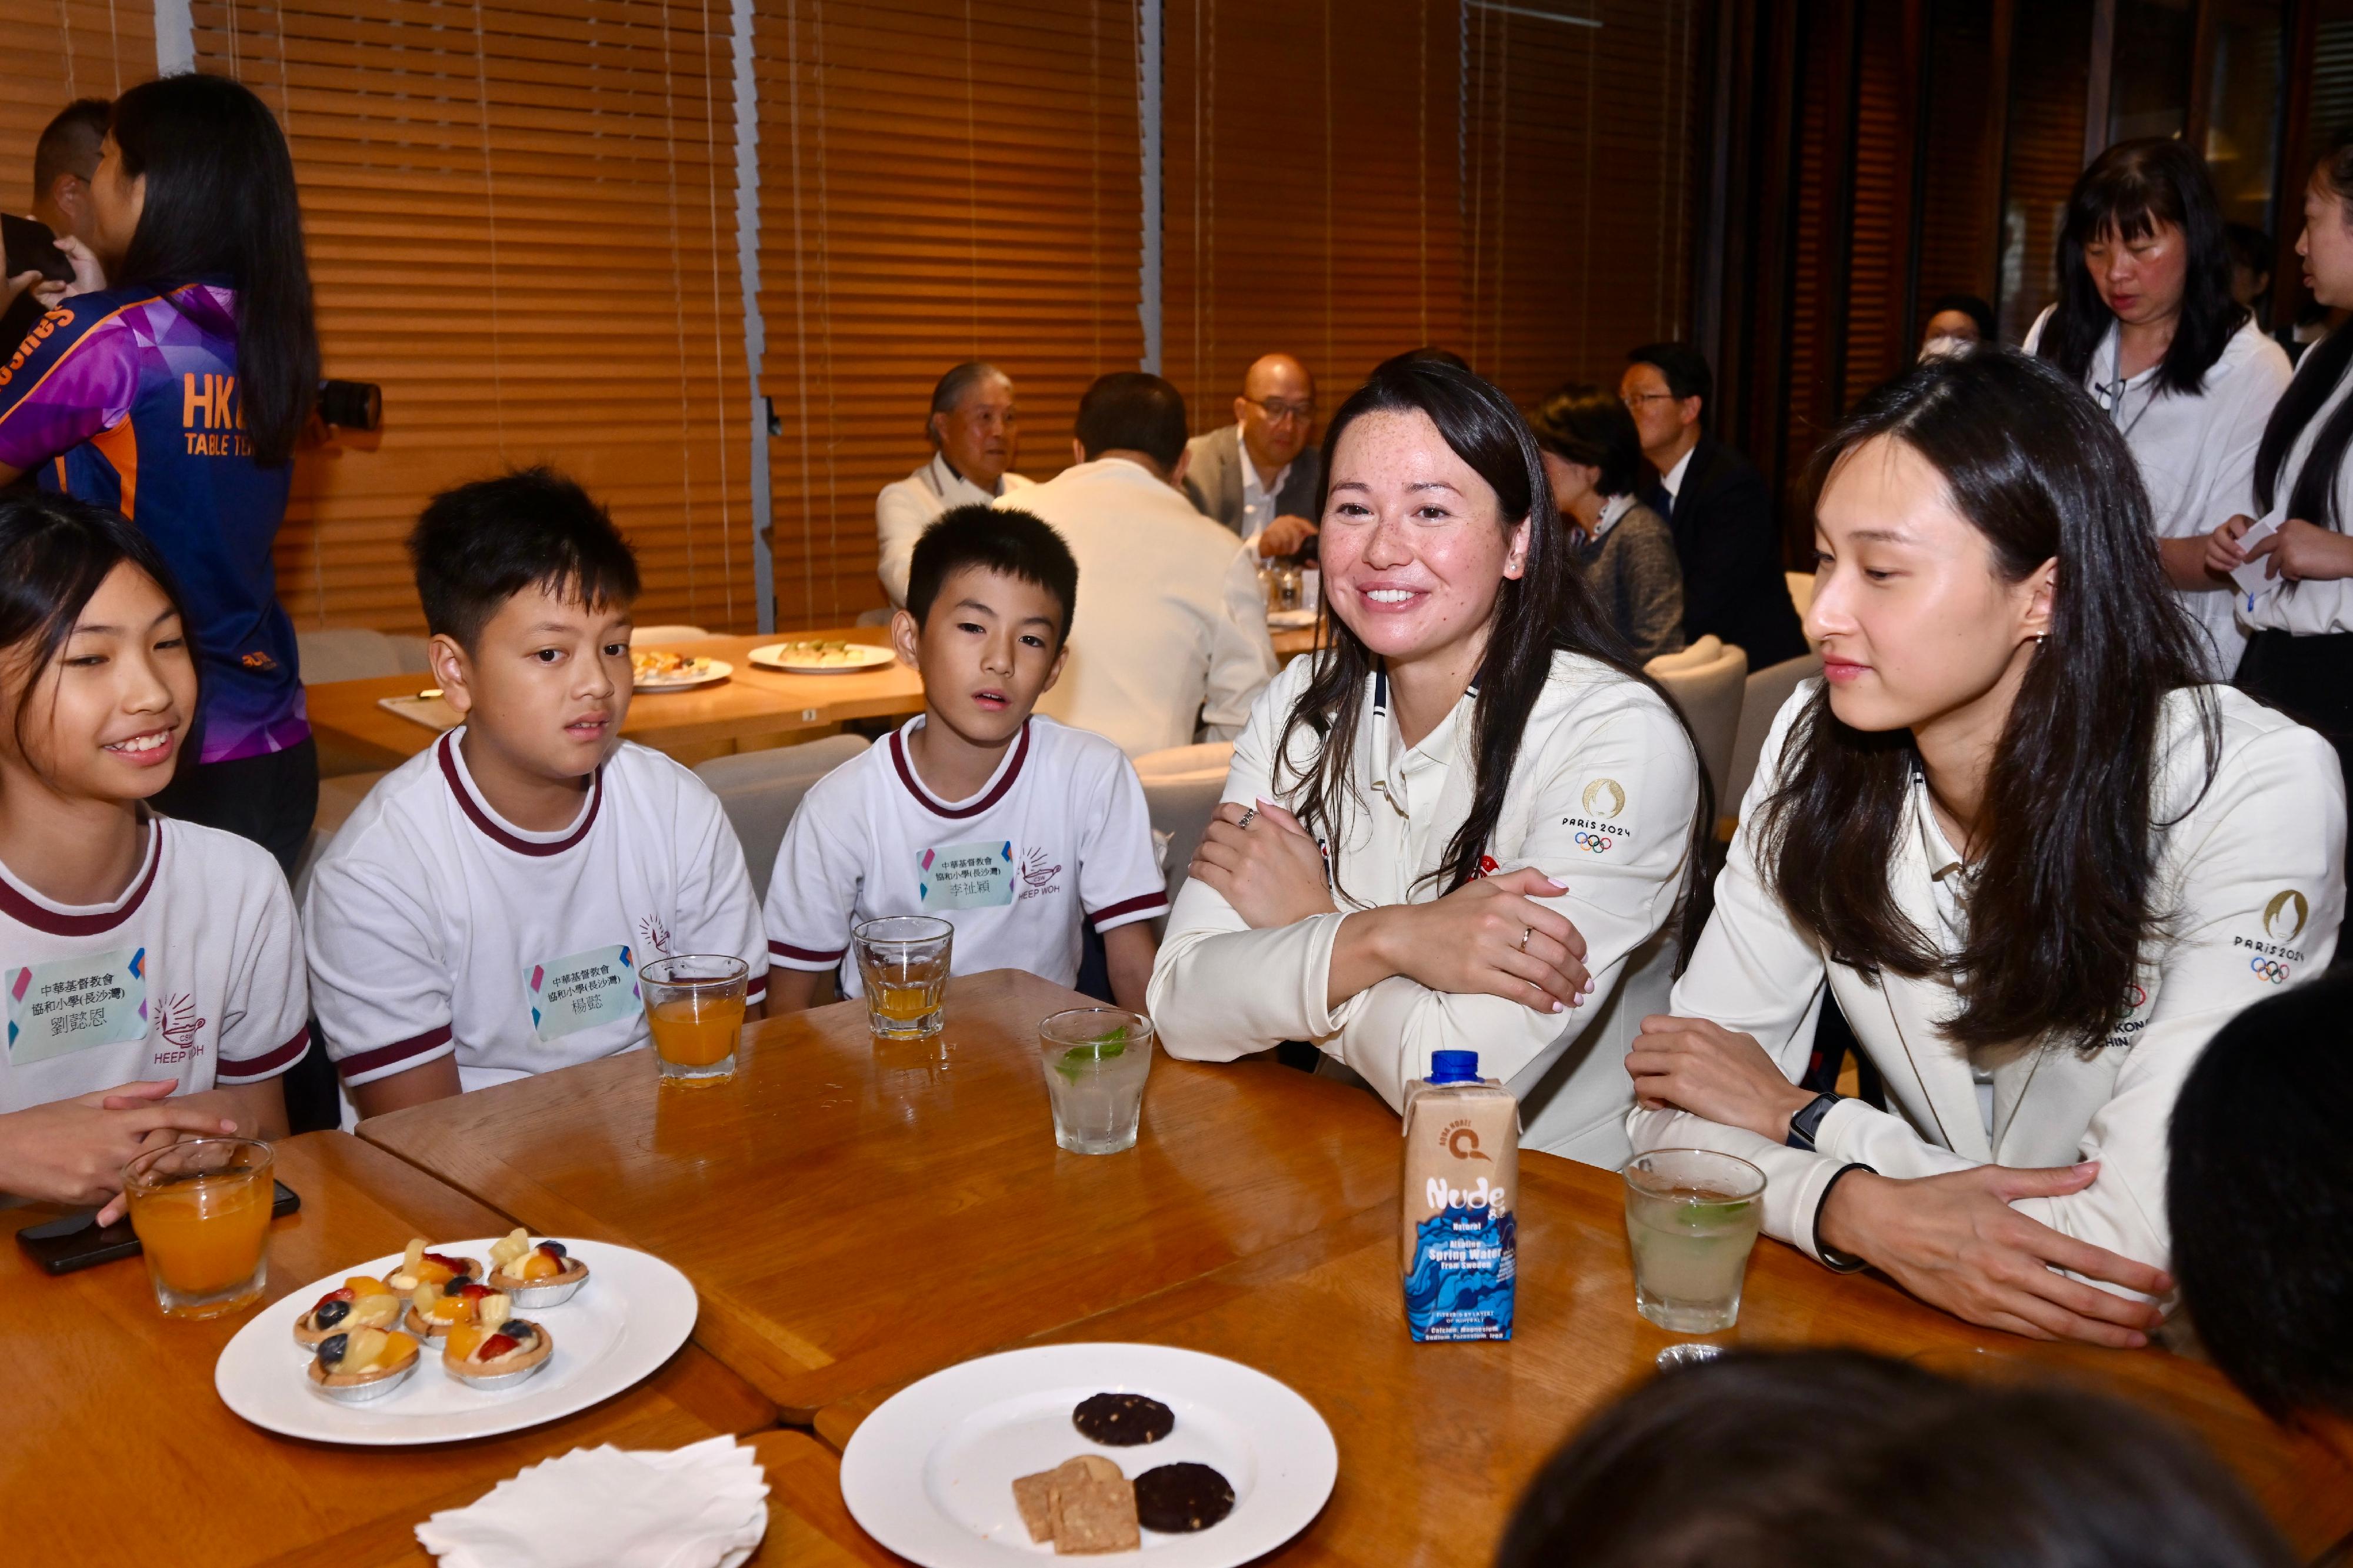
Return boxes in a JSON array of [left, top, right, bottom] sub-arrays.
[[0, 4, 151, 201], [755, 0, 1143, 627], [1159, 0, 1463, 423], [194, 0, 755, 634], [1461, 0, 1702, 403]]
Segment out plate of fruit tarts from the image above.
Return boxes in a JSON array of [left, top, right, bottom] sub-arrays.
[[442, 1292, 554, 1390], [293, 1275, 404, 1347], [485, 1227, 590, 1307], [215, 1236, 695, 1445]]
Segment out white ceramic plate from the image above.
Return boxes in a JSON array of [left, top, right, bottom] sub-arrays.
[[214, 1239, 696, 1446], [840, 1343, 1337, 1568], [749, 640, 898, 675], [633, 657, 732, 691]]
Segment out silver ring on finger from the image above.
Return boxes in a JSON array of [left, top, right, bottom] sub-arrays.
[[1237, 807, 1258, 830]]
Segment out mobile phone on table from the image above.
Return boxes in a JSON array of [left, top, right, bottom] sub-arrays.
[[14, 1180, 300, 1276], [1, 213, 73, 284]]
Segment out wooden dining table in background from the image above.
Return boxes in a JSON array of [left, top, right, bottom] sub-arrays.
[[303, 628, 925, 772], [355, 969, 1404, 1421], [0, 1131, 781, 1568]]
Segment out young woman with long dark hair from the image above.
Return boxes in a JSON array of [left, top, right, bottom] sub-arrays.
[[1624, 349, 2342, 1346], [2207, 138, 2353, 889], [2028, 138, 2291, 680], [1150, 355, 1708, 1165], [0, 74, 320, 876]]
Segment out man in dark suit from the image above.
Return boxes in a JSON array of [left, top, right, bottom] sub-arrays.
[[1182, 352, 1322, 558], [1621, 343, 1808, 669]]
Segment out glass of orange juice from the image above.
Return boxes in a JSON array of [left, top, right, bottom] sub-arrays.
[[644, 953, 749, 1084], [122, 1137, 275, 1319], [853, 916, 953, 1040]]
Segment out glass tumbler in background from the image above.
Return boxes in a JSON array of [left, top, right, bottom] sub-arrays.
[[855, 916, 953, 1039], [122, 1136, 275, 1319], [1622, 1148, 1767, 1333], [1039, 1007, 1154, 1155], [644, 953, 749, 1083]]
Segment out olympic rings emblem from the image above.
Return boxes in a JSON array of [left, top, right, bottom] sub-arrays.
[[1573, 832, 1613, 853], [2249, 958, 2290, 984]]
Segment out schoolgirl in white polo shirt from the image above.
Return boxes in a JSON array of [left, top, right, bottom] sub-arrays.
[[764, 505, 1166, 1012], [305, 470, 766, 1116], [0, 494, 306, 1222]]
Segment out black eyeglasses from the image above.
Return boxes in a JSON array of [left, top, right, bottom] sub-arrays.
[[1243, 397, 1315, 425]]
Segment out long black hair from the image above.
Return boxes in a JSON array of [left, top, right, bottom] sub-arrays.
[[1759, 349, 2215, 1054], [0, 490, 195, 764], [1497, 1350, 2295, 1568], [2255, 138, 2353, 531], [2036, 138, 2247, 398], [110, 74, 318, 468], [1276, 353, 1709, 911]]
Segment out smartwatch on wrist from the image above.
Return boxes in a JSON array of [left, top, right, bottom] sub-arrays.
[[1785, 1090, 1842, 1152]]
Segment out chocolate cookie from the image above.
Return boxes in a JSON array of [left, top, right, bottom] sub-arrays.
[[1072, 1391, 1174, 1446], [1134, 1462, 1235, 1532]]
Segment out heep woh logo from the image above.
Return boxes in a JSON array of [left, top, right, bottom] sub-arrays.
[[2264, 888, 2309, 942]]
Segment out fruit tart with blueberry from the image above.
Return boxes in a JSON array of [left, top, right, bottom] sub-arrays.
[[307, 1324, 422, 1403], [401, 1274, 499, 1340], [385, 1237, 482, 1294], [485, 1227, 588, 1307], [293, 1275, 402, 1347], [441, 1291, 554, 1389]]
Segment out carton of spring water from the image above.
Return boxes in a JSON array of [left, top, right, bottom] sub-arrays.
[[1401, 1050, 1519, 1341]]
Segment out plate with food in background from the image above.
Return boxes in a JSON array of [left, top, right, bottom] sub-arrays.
[[631, 650, 731, 691], [749, 639, 898, 675]]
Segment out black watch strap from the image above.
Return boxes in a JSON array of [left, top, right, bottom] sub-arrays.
[[1785, 1090, 1842, 1152]]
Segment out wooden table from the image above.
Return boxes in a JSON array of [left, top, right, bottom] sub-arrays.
[[811, 1154, 2353, 1564], [358, 969, 1402, 1420], [1271, 623, 1320, 662], [304, 628, 924, 771], [0, 1132, 778, 1567]]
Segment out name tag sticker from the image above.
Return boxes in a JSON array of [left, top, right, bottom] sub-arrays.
[[8, 946, 149, 1066], [527, 944, 641, 1042], [919, 840, 1015, 911]]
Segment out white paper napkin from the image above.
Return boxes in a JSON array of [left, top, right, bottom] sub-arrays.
[[415, 1434, 770, 1568]]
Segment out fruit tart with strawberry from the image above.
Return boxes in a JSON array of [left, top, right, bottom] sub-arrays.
[[484, 1227, 588, 1307], [401, 1274, 500, 1340], [384, 1237, 482, 1293], [293, 1274, 402, 1347], [441, 1290, 554, 1389], [307, 1324, 422, 1403]]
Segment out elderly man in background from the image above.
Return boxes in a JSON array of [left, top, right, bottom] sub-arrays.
[[1004, 372, 1276, 757], [876, 360, 1033, 606], [1182, 352, 1321, 558]]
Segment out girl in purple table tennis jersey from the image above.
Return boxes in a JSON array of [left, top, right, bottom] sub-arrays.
[[0, 74, 321, 880]]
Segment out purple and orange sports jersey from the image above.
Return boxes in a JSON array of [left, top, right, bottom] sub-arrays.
[[0, 279, 306, 764]]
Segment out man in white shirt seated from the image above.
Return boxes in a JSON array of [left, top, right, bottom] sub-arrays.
[[1181, 352, 1321, 558], [998, 372, 1277, 757], [876, 361, 1034, 606]]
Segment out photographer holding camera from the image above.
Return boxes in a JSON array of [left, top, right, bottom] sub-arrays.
[[0, 73, 321, 877]]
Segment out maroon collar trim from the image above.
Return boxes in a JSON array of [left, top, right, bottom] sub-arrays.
[[0, 818, 164, 937], [436, 732, 603, 857], [888, 720, 1031, 821]]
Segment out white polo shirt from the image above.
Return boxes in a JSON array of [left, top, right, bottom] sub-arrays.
[[2027, 309, 2292, 677], [305, 732, 768, 1092], [764, 714, 1168, 993], [0, 816, 309, 1114], [876, 453, 1035, 608]]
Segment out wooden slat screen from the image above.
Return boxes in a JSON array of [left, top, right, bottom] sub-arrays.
[[754, 0, 1142, 627], [1159, 0, 1462, 423], [0, 3, 151, 192], [1841, 0, 1905, 406], [194, 0, 756, 635], [1777, 6, 1832, 495], [1461, 0, 1702, 404], [1996, 0, 2093, 343], [1912, 0, 2000, 322]]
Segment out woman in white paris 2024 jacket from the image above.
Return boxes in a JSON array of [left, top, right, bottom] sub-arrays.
[[1149, 355, 1706, 1166], [1627, 349, 2344, 1350]]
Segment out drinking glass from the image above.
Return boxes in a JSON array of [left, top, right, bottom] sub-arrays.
[[1039, 1007, 1154, 1155], [643, 953, 749, 1083], [854, 916, 952, 1039], [1622, 1148, 1767, 1333], [122, 1137, 275, 1320]]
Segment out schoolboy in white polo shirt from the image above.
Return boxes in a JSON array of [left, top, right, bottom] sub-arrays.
[[305, 469, 767, 1115], [765, 505, 1165, 1011]]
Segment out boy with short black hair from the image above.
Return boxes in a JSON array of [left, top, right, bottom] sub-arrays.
[[764, 503, 1164, 1011], [305, 466, 768, 1116]]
